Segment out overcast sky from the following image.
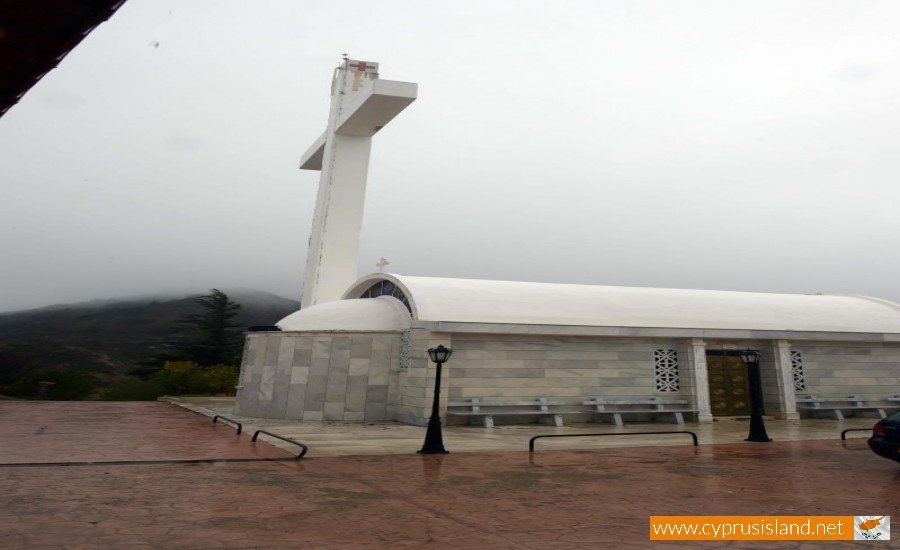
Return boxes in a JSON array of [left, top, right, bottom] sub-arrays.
[[1, 0, 899, 313]]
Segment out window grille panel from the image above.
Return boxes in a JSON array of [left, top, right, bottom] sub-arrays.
[[790, 350, 806, 391], [399, 331, 411, 369], [654, 349, 679, 392]]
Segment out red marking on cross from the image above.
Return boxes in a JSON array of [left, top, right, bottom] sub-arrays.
[[349, 61, 374, 72]]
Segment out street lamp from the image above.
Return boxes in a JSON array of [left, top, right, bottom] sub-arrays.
[[740, 349, 772, 442], [418, 345, 453, 454]]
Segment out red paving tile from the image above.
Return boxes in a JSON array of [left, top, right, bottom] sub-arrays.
[[0, 402, 897, 549], [0, 401, 294, 463]]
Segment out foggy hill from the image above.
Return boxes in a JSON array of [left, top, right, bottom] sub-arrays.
[[0, 290, 299, 376]]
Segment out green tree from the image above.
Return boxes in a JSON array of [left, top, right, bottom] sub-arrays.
[[176, 289, 243, 366]]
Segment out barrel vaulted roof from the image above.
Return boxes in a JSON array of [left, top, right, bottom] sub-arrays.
[[337, 274, 900, 334]]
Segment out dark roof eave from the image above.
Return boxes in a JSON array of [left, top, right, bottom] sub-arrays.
[[0, 0, 127, 118]]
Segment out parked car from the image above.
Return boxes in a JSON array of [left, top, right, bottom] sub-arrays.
[[868, 411, 900, 463]]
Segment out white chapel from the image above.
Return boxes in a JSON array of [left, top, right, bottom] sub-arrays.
[[234, 60, 900, 426]]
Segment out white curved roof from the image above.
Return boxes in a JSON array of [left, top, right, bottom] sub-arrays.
[[277, 296, 410, 331], [343, 274, 900, 334]]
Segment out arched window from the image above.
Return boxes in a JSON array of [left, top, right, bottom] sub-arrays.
[[359, 280, 412, 313]]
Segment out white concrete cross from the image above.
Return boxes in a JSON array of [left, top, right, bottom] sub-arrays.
[[298, 59, 417, 308], [376, 257, 390, 272]]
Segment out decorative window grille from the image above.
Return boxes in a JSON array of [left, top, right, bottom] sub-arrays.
[[399, 331, 411, 369], [654, 349, 679, 392], [790, 350, 806, 391]]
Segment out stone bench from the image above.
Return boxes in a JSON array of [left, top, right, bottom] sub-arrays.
[[796, 395, 887, 420], [582, 397, 697, 426], [447, 398, 582, 428]]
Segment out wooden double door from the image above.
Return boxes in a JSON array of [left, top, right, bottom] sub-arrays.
[[706, 352, 751, 416]]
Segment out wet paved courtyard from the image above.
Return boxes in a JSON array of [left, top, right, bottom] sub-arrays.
[[1, 401, 897, 549]]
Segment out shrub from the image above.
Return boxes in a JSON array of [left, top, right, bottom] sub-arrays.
[[152, 360, 198, 394], [195, 363, 240, 395], [152, 361, 238, 395], [102, 377, 166, 401]]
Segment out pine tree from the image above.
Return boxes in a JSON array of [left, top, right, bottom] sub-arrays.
[[177, 289, 243, 366]]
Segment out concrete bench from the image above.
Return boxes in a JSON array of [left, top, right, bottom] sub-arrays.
[[796, 395, 887, 420], [582, 397, 697, 426], [447, 398, 582, 428]]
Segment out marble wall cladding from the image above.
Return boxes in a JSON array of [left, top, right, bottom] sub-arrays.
[[234, 334, 272, 417], [259, 366, 275, 401], [235, 331, 402, 421], [276, 336, 296, 368], [266, 366, 291, 418], [263, 337, 280, 368], [446, 334, 688, 404], [391, 330, 446, 425], [385, 334, 402, 419], [237, 331, 701, 425], [238, 337, 257, 384], [235, 371, 261, 417], [345, 377, 369, 412], [324, 336, 351, 421], [757, 344, 786, 414], [792, 342, 900, 398], [675, 343, 695, 393], [351, 337, 373, 358], [284, 382, 306, 420], [292, 349, 312, 368], [237, 330, 900, 425]]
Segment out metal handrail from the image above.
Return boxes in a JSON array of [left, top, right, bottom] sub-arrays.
[[251, 430, 309, 459], [528, 431, 698, 452], [840, 428, 872, 441], [212, 415, 243, 434]]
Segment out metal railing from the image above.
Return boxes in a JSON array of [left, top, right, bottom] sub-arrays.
[[212, 415, 243, 434], [251, 430, 309, 459], [528, 431, 698, 452], [840, 428, 872, 441]]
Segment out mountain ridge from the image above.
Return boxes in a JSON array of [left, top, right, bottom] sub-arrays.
[[0, 289, 300, 380]]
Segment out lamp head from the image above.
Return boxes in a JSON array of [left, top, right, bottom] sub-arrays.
[[740, 349, 760, 366], [427, 345, 453, 364]]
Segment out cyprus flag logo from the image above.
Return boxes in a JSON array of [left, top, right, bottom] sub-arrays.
[[854, 516, 890, 540]]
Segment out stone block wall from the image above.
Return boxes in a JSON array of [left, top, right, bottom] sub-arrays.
[[391, 330, 451, 425], [234, 330, 900, 425], [791, 341, 900, 399], [431, 333, 693, 424], [235, 331, 400, 421]]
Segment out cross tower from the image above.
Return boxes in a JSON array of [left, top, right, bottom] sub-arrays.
[[299, 59, 417, 308]]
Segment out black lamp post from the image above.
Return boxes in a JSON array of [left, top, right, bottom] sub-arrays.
[[418, 344, 452, 455], [740, 349, 772, 442]]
